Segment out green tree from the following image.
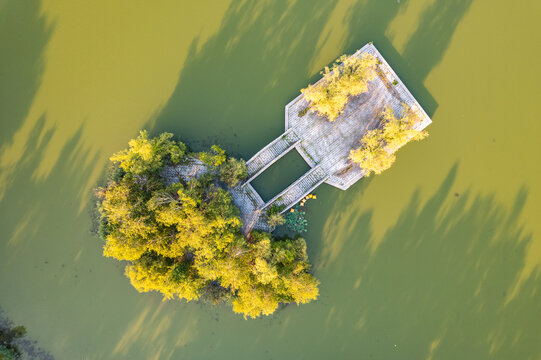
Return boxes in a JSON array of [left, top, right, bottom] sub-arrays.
[[219, 157, 247, 187]]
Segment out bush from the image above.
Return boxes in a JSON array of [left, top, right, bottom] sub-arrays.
[[0, 345, 19, 360], [266, 205, 285, 228], [0, 323, 26, 360]]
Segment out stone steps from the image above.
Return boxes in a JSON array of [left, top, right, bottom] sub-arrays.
[[244, 128, 300, 183], [262, 165, 328, 213]]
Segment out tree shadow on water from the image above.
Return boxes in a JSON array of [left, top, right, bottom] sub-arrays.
[[151, 0, 473, 161], [318, 164, 540, 359], [152, 0, 341, 157], [343, 0, 474, 117], [0, 0, 53, 146], [0, 118, 129, 358]]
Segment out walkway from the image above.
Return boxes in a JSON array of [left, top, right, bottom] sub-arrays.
[[261, 165, 328, 213], [245, 128, 300, 183]]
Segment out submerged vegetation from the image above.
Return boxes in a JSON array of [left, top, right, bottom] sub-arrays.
[[96, 131, 319, 318], [286, 206, 308, 233], [285, 194, 316, 233], [301, 53, 378, 121], [349, 105, 428, 176]]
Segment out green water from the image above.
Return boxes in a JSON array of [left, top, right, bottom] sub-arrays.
[[1, 0, 540, 359], [251, 150, 311, 201]]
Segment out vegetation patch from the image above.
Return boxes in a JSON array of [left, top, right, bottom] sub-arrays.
[[96, 131, 319, 319], [298, 106, 310, 117]]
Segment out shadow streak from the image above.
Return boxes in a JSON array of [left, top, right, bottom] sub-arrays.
[[0, 119, 112, 358], [0, 0, 53, 145], [316, 164, 540, 359], [152, 0, 341, 158], [344, 0, 474, 117]]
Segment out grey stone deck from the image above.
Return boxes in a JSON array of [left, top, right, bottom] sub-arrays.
[[285, 43, 432, 190], [173, 43, 431, 235]]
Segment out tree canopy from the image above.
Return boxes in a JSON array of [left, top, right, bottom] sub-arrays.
[[349, 105, 428, 176], [219, 157, 248, 187], [97, 131, 319, 318], [302, 53, 378, 121]]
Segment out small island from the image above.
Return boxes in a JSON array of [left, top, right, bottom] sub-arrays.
[[96, 42, 430, 319], [97, 132, 319, 319]]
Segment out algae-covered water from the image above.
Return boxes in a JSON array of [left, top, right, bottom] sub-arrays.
[[1, 0, 540, 359]]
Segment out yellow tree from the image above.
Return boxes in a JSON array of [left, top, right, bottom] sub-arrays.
[[125, 253, 204, 301], [98, 133, 320, 319], [110, 130, 186, 175], [381, 106, 428, 151], [302, 53, 378, 121], [349, 105, 428, 176], [232, 285, 280, 319], [349, 129, 395, 176], [282, 272, 320, 304]]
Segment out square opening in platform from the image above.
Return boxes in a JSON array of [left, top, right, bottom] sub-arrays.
[[250, 149, 311, 203]]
